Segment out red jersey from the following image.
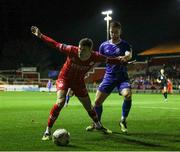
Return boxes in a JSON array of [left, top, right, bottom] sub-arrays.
[[41, 35, 123, 82]]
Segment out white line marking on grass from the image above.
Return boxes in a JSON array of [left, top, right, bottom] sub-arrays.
[[136, 106, 180, 110]]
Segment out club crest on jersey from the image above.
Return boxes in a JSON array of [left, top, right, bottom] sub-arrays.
[[56, 80, 64, 88], [115, 48, 120, 53], [105, 50, 110, 53]]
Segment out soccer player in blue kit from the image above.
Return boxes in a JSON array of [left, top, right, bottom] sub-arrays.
[[47, 79, 53, 93], [86, 21, 133, 133]]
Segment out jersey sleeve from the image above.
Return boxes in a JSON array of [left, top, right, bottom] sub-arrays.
[[99, 43, 104, 55], [93, 52, 124, 65], [124, 43, 133, 54], [41, 34, 77, 55]]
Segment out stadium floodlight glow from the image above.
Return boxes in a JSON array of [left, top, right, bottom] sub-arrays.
[[101, 10, 112, 15], [104, 16, 112, 21], [101, 10, 113, 40]]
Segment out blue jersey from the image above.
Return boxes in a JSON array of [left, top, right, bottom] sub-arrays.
[[99, 40, 131, 78], [47, 81, 52, 89]]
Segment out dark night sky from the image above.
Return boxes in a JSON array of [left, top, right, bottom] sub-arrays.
[[0, 0, 180, 70]]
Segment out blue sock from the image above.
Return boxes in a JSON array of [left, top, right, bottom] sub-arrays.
[[65, 95, 70, 104], [122, 99, 132, 120], [94, 105, 103, 121]]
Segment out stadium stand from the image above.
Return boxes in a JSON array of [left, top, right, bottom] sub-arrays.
[[85, 67, 105, 83], [136, 41, 180, 93], [0, 69, 40, 85]]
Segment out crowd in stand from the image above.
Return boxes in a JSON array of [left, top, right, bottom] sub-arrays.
[[130, 64, 180, 91]]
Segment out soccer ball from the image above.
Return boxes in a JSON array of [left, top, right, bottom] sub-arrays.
[[52, 129, 70, 146]]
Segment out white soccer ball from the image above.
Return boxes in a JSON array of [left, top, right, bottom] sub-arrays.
[[52, 129, 70, 146]]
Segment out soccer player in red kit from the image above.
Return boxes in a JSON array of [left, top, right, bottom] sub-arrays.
[[31, 26, 125, 140]]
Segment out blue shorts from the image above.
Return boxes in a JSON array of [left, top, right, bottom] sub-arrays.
[[98, 74, 131, 94]]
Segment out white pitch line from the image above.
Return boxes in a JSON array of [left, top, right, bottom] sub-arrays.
[[135, 106, 180, 110]]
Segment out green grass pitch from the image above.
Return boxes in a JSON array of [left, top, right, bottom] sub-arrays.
[[0, 91, 180, 151]]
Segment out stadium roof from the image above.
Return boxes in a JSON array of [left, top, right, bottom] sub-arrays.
[[138, 41, 180, 56], [148, 55, 180, 65]]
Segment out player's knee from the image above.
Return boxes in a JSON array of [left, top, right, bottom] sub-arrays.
[[125, 96, 131, 101], [94, 93, 107, 106], [56, 95, 66, 106], [123, 91, 132, 100]]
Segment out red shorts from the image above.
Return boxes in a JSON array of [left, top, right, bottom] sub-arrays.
[[56, 79, 88, 97]]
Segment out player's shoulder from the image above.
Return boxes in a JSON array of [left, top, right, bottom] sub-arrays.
[[66, 45, 78, 54], [120, 39, 131, 47], [100, 40, 110, 47], [119, 39, 133, 51], [91, 51, 104, 61], [70, 45, 78, 51]]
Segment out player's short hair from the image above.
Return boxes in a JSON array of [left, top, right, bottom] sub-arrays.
[[110, 21, 121, 29], [79, 38, 93, 48]]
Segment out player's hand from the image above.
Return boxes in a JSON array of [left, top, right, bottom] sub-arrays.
[[31, 26, 42, 38], [123, 51, 132, 61], [118, 56, 127, 62], [119, 55, 132, 62], [157, 79, 161, 83]]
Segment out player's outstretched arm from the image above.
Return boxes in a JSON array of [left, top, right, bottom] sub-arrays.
[[31, 26, 59, 48], [31, 26, 42, 38], [157, 78, 161, 83], [31, 26, 73, 54], [95, 52, 126, 65], [107, 56, 126, 64]]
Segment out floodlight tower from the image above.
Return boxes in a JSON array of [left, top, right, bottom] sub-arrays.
[[101, 10, 112, 40]]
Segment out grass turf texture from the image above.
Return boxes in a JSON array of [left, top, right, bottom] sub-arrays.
[[0, 91, 180, 151]]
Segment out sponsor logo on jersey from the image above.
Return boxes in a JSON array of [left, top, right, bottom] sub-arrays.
[[70, 63, 91, 71]]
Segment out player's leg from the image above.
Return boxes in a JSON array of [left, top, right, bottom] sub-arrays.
[[119, 82, 132, 133], [86, 78, 115, 132], [163, 86, 168, 102], [42, 80, 68, 140], [64, 88, 71, 107], [93, 78, 115, 121], [78, 95, 102, 128], [74, 83, 112, 134], [64, 88, 74, 107], [42, 89, 67, 140], [85, 92, 106, 131], [94, 90, 109, 121], [72, 84, 102, 128], [78, 95, 112, 134]]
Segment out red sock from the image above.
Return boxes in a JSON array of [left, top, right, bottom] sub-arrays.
[[48, 104, 61, 128]]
